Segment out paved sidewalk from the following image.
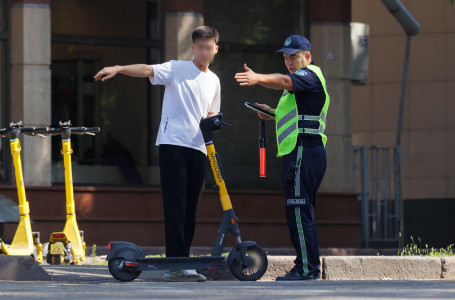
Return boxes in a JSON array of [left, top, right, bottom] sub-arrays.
[[1, 270, 454, 300], [0, 259, 454, 299]]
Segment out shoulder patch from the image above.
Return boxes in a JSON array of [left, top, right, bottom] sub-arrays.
[[295, 69, 308, 77]]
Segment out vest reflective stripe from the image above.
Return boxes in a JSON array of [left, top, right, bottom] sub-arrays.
[[275, 64, 330, 157], [277, 110, 297, 131], [278, 123, 297, 144], [299, 111, 327, 123], [275, 92, 299, 156], [299, 127, 324, 134], [300, 115, 319, 121]]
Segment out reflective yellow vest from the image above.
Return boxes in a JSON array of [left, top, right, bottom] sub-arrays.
[[275, 64, 330, 157]]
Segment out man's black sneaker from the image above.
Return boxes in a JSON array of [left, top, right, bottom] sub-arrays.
[[276, 270, 315, 281]]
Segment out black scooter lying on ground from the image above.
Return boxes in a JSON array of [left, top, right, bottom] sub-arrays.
[[106, 114, 268, 282]]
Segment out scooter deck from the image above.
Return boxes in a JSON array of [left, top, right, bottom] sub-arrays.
[[130, 256, 226, 271]]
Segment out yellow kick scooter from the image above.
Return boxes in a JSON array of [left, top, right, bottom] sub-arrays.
[[0, 121, 48, 263], [106, 113, 268, 282], [45, 121, 100, 265]]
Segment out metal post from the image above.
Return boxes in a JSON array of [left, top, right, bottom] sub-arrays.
[[395, 35, 411, 247], [374, 147, 380, 239], [396, 35, 411, 147], [360, 146, 370, 248], [382, 148, 389, 239], [395, 146, 403, 247]]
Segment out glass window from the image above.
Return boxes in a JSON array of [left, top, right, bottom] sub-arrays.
[[204, 0, 301, 45], [51, 0, 164, 186], [51, 0, 147, 38], [0, 0, 5, 31], [203, 0, 305, 189]]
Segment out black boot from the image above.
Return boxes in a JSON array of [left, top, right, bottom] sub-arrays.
[[276, 269, 314, 281], [314, 267, 322, 280]]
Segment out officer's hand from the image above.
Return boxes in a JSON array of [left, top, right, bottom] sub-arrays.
[[94, 66, 119, 82], [235, 64, 260, 86], [255, 103, 275, 120]]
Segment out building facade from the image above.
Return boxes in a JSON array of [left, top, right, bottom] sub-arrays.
[[0, 0, 453, 248]]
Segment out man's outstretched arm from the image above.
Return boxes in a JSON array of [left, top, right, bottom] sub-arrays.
[[234, 64, 293, 91], [94, 64, 154, 82]]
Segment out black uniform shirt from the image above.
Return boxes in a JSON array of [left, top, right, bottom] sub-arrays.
[[286, 65, 326, 146]]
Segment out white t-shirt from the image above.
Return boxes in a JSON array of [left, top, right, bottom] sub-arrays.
[[149, 60, 221, 155]]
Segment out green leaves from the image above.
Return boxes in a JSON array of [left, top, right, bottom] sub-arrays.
[[398, 236, 454, 257]]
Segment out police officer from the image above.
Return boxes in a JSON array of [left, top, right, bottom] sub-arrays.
[[235, 35, 329, 281]]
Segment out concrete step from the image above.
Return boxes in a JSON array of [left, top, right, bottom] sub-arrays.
[[200, 256, 455, 281], [198, 256, 455, 281]]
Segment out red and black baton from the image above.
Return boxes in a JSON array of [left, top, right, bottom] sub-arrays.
[[259, 120, 266, 177]]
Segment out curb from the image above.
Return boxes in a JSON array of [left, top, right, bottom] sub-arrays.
[[82, 254, 455, 281], [322, 256, 443, 280], [234, 256, 455, 281], [441, 257, 455, 280]]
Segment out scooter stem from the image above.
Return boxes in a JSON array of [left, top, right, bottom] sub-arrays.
[[206, 142, 233, 211], [10, 139, 29, 215], [61, 138, 75, 216], [200, 114, 233, 212]]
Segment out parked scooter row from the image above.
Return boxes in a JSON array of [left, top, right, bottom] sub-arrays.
[[0, 121, 100, 265]]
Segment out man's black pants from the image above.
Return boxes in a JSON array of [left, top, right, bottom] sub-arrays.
[[282, 139, 327, 277], [159, 144, 206, 258]]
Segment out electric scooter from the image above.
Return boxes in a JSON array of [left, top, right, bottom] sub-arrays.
[[0, 121, 48, 263], [107, 113, 268, 282], [44, 121, 100, 265]]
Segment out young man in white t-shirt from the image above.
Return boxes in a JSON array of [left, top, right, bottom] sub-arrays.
[[94, 26, 221, 282]]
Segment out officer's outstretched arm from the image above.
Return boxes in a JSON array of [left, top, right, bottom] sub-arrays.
[[234, 64, 293, 91]]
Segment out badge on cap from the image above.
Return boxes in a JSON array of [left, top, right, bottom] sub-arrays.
[[284, 38, 292, 46]]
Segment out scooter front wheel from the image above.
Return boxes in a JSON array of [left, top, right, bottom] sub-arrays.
[[228, 244, 268, 281], [108, 258, 141, 282]]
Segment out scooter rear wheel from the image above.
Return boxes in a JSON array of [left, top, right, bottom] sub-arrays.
[[229, 244, 268, 281], [108, 258, 141, 282], [52, 254, 62, 265]]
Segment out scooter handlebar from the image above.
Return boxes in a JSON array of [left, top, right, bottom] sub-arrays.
[[0, 128, 8, 137], [20, 127, 50, 136], [213, 119, 231, 128], [0, 122, 100, 138], [47, 127, 101, 136], [0, 126, 50, 137], [200, 113, 230, 143], [70, 127, 101, 135]]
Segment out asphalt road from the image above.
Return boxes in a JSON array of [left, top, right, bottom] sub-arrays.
[[0, 265, 454, 300]]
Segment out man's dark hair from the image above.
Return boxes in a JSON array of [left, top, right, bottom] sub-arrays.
[[192, 26, 219, 44]]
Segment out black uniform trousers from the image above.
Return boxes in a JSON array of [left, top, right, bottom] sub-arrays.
[[281, 137, 327, 277], [159, 144, 206, 258]]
